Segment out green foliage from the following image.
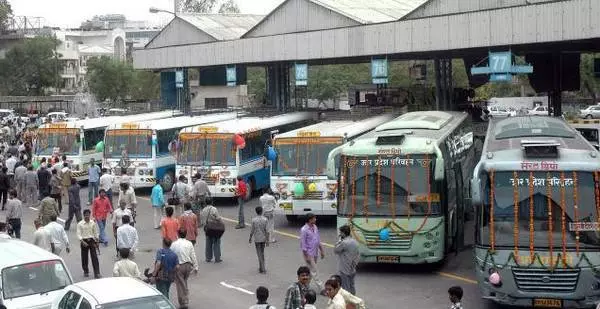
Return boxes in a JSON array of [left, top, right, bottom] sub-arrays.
[[181, 0, 217, 13], [130, 70, 160, 101], [218, 0, 240, 13], [307, 64, 370, 103], [247, 67, 266, 105], [0, 36, 60, 96], [0, 0, 11, 33], [580, 53, 599, 102]]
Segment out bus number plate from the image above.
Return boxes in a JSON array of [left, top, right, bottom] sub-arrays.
[[377, 256, 399, 263], [533, 299, 562, 308]]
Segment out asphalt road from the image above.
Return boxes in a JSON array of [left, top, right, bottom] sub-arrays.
[[4, 188, 495, 309]]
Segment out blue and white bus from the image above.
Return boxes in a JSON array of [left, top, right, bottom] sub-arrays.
[[103, 113, 238, 190], [176, 112, 315, 198]]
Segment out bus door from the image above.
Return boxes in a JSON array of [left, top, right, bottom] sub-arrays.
[[453, 163, 465, 254]]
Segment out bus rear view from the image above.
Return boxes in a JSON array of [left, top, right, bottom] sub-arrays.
[[471, 116, 600, 308]]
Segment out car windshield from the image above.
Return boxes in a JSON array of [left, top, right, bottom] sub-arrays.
[[178, 134, 235, 166], [272, 137, 342, 176], [36, 128, 80, 155], [102, 295, 175, 309], [478, 171, 600, 249], [338, 154, 440, 217], [105, 130, 152, 159], [1, 260, 71, 299]]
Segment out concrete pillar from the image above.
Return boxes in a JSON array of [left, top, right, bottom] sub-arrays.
[[550, 52, 562, 117], [160, 71, 176, 110]]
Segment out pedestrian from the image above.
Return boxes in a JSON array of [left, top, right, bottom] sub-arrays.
[[334, 225, 360, 295], [37, 163, 51, 200], [49, 168, 63, 213], [33, 219, 50, 250], [303, 290, 317, 309], [24, 164, 38, 207], [283, 266, 311, 309], [171, 176, 188, 216], [300, 213, 325, 294], [235, 176, 247, 229], [61, 162, 72, 205], [6, 190, 23, 239], [5, 153, 16, 179], [448, 286, 463, 309], [0, 222, 10, 239], [64, 178, 82, 231], [112, 248, 141, 278], [160, 206, 179, 242], [259, 188, 277, 243], [191, 174, 209, 217], [0, 167, 10, 210], [38, 194, 59, 226], [151, 238, 179, 299], [117, 182, 137, 225], [87, 158, 101, 205], [151, 179, 165, 229], [116, 215, 139, 257], [77, 209, 101, 278], [113, 201, 132, 254], [171, 229, 199, 309], [249, 206, 269, 274], [328, 275, 366, 309], [249, 286, 276, 309], [178, 202, 198, 245], [324, 278, 346, 309], [14, 162, 27, 200], [92, 189, 113, 247], [99, 168, 114, 208], [45, 215, 70, 255], [201, 200, 224, 263]]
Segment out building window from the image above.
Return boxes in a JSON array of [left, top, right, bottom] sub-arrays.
[[205, 98, 227, 109]]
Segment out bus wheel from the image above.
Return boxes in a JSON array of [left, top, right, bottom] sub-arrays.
[[161, 171, 175, 192], [286, 215, 297, 222], [246, 177, 255, 200]]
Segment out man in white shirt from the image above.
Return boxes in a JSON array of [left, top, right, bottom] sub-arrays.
[[0, 222, 10, 239], [112, 201, 132, 256], [33, 219, 50, 250], [116, 215, 139, 256], [5, 154, 16, 176], [45, 215, 70, 255], [170, 229, 198, 309], [77, 209, 101, 278], [113, 248, 141, 278], [99, 168, 115, 208], [259, 189, 277, 243]]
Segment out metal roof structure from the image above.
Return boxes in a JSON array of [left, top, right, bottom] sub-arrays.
[[178, 14, 265, 41], [310, 0, 427, 24]]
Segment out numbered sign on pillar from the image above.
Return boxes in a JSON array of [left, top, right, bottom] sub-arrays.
[[175, 70, 184, 88], [295, 63, 308, 86], [226, 65, 237, 87], [371, 58, 388, 84]]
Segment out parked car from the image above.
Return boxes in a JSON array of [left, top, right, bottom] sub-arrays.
[[579, 105, 600, 119], [0, 109, 17, 123], [51, 277, 175, 309], [487, 105, 515, 118], [527, 105, 551, 116], [41, 111, 69, 123]]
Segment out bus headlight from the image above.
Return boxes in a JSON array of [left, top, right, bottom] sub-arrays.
[[138, 170, 144, 175], [220, 178, 226, 185], [227, 178, 234, 185], [425, 233, 434, 240]]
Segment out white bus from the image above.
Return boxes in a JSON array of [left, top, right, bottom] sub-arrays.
[[271, 114, 397, 221], [176, 112, 315, 198], [35, 111, 179, 181], [103, 113, 239, 190]]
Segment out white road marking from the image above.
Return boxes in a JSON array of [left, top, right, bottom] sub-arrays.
[[219, 281, 255, 295], [29, 207, 66, 223]]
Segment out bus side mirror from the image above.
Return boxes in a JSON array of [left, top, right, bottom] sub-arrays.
[[326, 146, 343, 180], [471, 178, 481, 205]]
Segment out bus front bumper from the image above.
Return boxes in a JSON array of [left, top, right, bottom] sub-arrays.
[[112, 176, 156, 189], [208, 185, 237, 198], [481, 292, 600, 308]]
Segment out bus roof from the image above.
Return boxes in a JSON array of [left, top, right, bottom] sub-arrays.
[[180, 112, 315, 134], [274, 114, 397, 139], [107, 113, 239, 131], [39, 111, 180, 130]]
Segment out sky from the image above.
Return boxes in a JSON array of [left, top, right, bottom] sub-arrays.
[[10, 0, 284, 28]]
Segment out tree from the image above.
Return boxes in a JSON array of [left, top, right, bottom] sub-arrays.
[[218, 0, 240, 13], [0, 0, 11, 33], [130, 70, 160, 101], [181, 0, 217, 13], [0, 36, 60, 96], [86, 56, 134, 104], [580, 53, 599, 102], [247, 67, 266, 105]]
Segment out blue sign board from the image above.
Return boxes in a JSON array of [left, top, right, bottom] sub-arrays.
[[371, 58, 388, 84], [490, 74, 512, 82], [295, 63, 308, 86], [470, 51, 533, 83], [175, 70, 184, 89], [226, 65, 237, 87]]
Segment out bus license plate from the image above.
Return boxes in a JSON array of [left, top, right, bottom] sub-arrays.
[[533, 298, 562, 308], [377, 256, 399, 263]]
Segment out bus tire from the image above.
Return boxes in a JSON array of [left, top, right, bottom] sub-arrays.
[[161, 171, 175, 192], [286, 215, 297, 222], [246, 177, 255, 200]]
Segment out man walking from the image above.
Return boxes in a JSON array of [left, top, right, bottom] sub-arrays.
[[334, 225, 360, 295], [6, 190, 23, 238], [77, 209, 101, 278], [33, 219, 49, 251], [249, 206, 269, 274], [113, 201, 132, 254], [37, 163, 51, 200], [300, 213, 325, 294], [116, 215, 139, 257], [49, 169, 62, 213], [99, 168, 114, 208], [14, 162, 27, 200], [235, 176, 247, 229], [171, 229, 198, 309], [178, 203, 198, 245], [113, 248, 141, 278], [64, 178, 82, 231], [88, 158, 101, 205], [61, 162, 72, 205], [0, 167, 10, 210], [161, 207, 179, 242], [191, 174, 209, 217], [259, 188, 277, 243], [24, 165, 38, 207], [45, 215, 70, 255], [92, 189, 113, 247], [39, 194, 59, 226], [151, 238, 179, 299], [151, 180, 165, 229]]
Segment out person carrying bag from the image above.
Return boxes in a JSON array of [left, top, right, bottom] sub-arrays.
[[202, 202, 224, 263]]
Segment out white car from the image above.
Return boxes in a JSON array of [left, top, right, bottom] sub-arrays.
[[51, 277, 175, 309], [527, 106, 551, 116], [579, 105, 600, 119], [0, 109, 16, 122], [487, 106, 515, 118]]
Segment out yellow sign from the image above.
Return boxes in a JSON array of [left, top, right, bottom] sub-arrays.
[[180, 133, 231, 140], [275, 137, 343, 145], [533, 299, 562, 308], [297, 131, 321, 137], [48, 123, 68, 128], [39, 128, 78, 134], [121, 123, 139, 129], [106, 129, 150, 136], [198, 127, 218, 133]]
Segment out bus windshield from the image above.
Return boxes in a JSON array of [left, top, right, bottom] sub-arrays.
[[178, 134, 236, 166], [338, 154, 440, 217], [273, 137, 342, 176], [36, 128, 79, 155], [105, 130, 152, 159], [479, 171, 600, 249]]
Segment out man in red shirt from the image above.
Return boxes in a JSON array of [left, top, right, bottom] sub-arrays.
[[235, 176, 247, 229], [161, 206, 180, 242], [92, 189, 113, 246], [178, 202, 198, 245]]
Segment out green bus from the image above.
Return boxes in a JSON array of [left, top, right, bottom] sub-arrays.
[[326, 111, 480, 264]]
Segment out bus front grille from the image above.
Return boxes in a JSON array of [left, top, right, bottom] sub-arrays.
[[512, 267, 579, 293], [114, 168, 135, 176], [294, 191, 323, 200], [205, 177, 217, 186], [362, 231, 412, 250]]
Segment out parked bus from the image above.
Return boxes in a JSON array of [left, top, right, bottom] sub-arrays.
[[176, 112, 315, 198], [326, 111, 479, 264], [470, 116, 600, 308], [568, 119, 600, 150], [103, 113, 239, 190], [35, 111, 179, 181], [271, 113, 397, 222]]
